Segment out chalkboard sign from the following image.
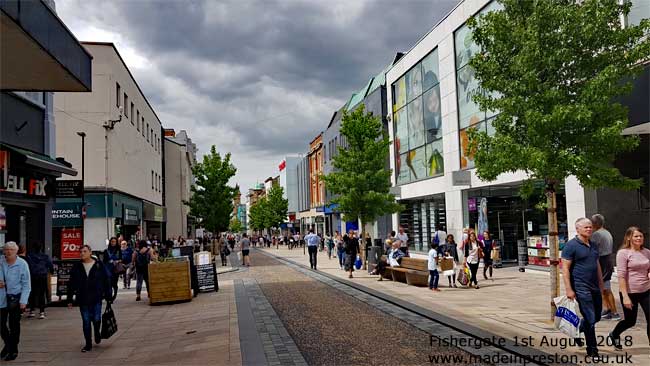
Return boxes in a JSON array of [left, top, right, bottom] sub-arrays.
[[196, 263, 217, 292], [55, 260, 77, 298]]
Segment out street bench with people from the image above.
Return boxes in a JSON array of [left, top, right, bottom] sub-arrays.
[[379, 255, 429, 286]]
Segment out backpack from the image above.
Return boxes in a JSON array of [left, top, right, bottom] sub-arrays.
[[136, 249, 150, 268], [433, 232, 440, 245]]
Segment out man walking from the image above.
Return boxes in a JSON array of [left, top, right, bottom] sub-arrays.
[[562, 218, 605, 360], [305, 229, 320, 270], [396, 226, 409, 256], [591, 214, 619, 320], [0, 242, 31, 361]]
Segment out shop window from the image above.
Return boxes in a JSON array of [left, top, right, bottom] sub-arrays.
[[405, 64, 422, 103], [124, 94, 129, 117], [136, 111, 140, 131], [151, 171, 154, 190], [116, 83, 121, 108], [141, 118, 145, 136], [130, 102, 134, 124], [459, 121, 486, 170]]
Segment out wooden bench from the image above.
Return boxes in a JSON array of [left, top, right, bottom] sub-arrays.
[[378, 256, 429, 286]]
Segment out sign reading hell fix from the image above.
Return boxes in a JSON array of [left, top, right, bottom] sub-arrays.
[[61, 228, 82, 260]]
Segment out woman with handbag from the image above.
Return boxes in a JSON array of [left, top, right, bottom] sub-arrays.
[[439, 234, 459, 288], [67, 245, 112, 352], [465, 232, 483, 289], [103, 237, 122, 302]]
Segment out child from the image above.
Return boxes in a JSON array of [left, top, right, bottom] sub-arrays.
[[428, 241, 440, 292]]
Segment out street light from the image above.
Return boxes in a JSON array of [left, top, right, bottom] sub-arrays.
[[77, 132, 86, 245]]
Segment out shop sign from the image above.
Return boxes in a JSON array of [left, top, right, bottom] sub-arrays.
[[468, 198, 477, 212], [124, 207, 139, 225], [55, 260, 76, 296], [154, 206, 164, 222], [0, 149, 52, 198], [55, 180, 83, 198], [52, 202, 83, 227], [452, 170, 471, 186], [61, 228, 82, 260]]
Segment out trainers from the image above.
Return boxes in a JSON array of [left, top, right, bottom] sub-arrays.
[[27, 311, 35, 318], [601, 309, 611, 317], [608, 333, 622, 351], [610, 313, 621, 320], [136, 295, 141, 301], [38, 312, 46, 319], [574, 338, 585, 347], [586, 350, 601, 362], [602, 312, 613, 320]]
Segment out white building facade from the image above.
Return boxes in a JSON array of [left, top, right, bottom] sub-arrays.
[[164, 129, 196, 240], [55, 42, 165, 249]]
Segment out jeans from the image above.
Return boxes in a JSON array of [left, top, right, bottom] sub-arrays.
[[79, 302, 102, 347], [611, 290, 649, 342], [429, 270, 439, 289], [0, 299, 22, 353], [136, 268, 149, 296], [337, 249, 345, 267], [575, 288, 603, 353], [468, 262, 479, 286], [308, 246, 318, 269], [30, 275, 48, 313], [110, 273, 119, 301]]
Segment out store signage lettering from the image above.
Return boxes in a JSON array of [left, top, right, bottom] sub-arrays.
[[0, 175, 48, 197], [61, 228, 82, 260]]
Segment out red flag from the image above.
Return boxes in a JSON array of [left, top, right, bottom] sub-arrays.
[[279, 160, 286, 171]]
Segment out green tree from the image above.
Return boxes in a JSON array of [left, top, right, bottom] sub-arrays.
[[265, 185, 289, 231], [186, 146, 239, 235], [322, 105, 402, 265], [248, 197, 267, 233], [229, 217, 243, 233], [466, 0, 649, 319]]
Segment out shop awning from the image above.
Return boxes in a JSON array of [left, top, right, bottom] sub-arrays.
[[1, 143, 77, 176]]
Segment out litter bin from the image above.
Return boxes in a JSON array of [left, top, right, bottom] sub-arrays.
[[368, 245, 382, 274], [517, 239, 528, 272]]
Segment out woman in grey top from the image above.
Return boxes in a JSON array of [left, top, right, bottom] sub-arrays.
[[240, 234, 251, 267]]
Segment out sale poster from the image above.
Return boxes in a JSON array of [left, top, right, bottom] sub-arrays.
[[61, 228, 82, 260]]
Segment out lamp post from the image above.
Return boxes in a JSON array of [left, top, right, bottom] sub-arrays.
[[76, 132, 86, 245]]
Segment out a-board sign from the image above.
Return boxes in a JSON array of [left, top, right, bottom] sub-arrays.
[[196, 263, 218, 292], [55, 260, 77, 298]]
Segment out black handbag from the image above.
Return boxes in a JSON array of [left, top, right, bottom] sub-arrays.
[[100, 303, 118, 339]]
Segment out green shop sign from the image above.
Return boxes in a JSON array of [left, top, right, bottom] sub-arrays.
[[52, 202, 83, 227]]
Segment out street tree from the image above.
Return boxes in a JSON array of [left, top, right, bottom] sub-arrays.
[[229, 217, 243, 233], [322, 105, 402, 265], [466, 0, 649, 319], [186, 146, 239, 235], [248, 197, 267, 233], [265, 185, 289, 233]]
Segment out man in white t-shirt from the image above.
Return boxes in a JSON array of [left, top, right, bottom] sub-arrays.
[[396, 226, 409, 256], [432, 225, 447, 246]]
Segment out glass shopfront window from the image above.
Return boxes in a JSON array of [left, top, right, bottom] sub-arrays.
[[398, 196, 446, 253], [454, 1, 503, 169], [392, 48, 443, 185]]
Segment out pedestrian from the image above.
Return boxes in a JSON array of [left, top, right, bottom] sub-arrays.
[[428, 241, 440, 292], [335, 232, 345, 269], [482, 231, 494, 281], [432, 225, 446, 247], [396, 226, 409, 256], [439, 234, 459, 288], [326, 233, 334, 260], [67, 245, 112, 352], [219, 236, 230, 267], [590, 214, 619, 320], [103, 237, 122, 302], [561, 217, 605, 360], [465, 232, 483, 289], [132, 240, 151, 302], [120, 241, 133, 290], [26, 243, 53, 319], [240, 234, 251, 267], [344, 230, 360, 279], [0, 242, 31, 361], [305, 229, 320, 270], [607, 226, 649, 352]]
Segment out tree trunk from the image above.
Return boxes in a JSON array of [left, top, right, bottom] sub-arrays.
[[546, 181, 560, 321]]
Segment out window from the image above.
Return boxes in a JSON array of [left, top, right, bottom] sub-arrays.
[[147, 124, 150, 142], [454, 1, 503, 170], [116, 83, 121, 107], [136, 111, 140, 130], [141, 118, 145, 136], [150, 129, 154, 146], [392, 47, 443, 185], [626, 0, 650, 27], [124, 94, 129, 117], [151, 171, 154, 189], [130, 103, 134, 124]]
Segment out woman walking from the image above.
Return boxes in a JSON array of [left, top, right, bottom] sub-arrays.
[[67, 245, 112, 352], [120, 241, 133, 290], [335, 232, 345, 269], [608, 227, 649, 352], [439, 234, 459, 288], [26, 244, 53, 319], [344, 231, 360, 278], [482, 231, 494, 280], [132, 240, 151, 302], [465, 232, 483, 289], [103, 237, 122, 301]]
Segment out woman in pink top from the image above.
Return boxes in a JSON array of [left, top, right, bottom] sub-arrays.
[[608, 226, 650, 352]]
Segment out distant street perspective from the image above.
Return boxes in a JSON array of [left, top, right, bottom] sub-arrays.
[[0, 0, 649, 365]]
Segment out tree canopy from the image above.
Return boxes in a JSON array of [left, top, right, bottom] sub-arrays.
[[248, 185, 288, 232], [321, 105, 401, 227], [186, 146, 238, 234]]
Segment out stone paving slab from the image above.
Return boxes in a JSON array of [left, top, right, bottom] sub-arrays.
[[13, 280, 241, 365], [261, 247, 649, 364]]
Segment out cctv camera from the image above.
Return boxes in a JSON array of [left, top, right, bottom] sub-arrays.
[[118, 106, 124, 116]]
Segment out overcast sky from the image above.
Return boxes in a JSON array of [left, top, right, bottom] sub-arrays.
[[57, 0, 459, 196]]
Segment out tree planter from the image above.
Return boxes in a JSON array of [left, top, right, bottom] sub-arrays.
[[148, 259, 192, 305]]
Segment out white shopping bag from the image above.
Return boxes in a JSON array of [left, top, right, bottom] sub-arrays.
[[553, 296, 581, 338]]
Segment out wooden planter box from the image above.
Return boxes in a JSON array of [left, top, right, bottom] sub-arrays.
[[148, 260, 192, 305]]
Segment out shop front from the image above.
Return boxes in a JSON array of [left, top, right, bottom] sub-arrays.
[[143, 201, 166, 241], [398, 194, 446, 253], [51, 201, 83, 261], [465, 182, 568, 265]]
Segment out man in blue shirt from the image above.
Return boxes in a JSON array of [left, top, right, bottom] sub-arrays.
[[0, 241, 31, 361], [305, 229, 321, 270], [561, 218, 605, 360]]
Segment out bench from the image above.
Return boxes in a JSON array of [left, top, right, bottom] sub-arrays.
[[378, 256, 429, 286]]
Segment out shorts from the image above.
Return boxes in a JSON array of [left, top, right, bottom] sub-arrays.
[[604, 280, 611, 291], [344, 254, 355, 271], [242, 249, 250, 256]]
